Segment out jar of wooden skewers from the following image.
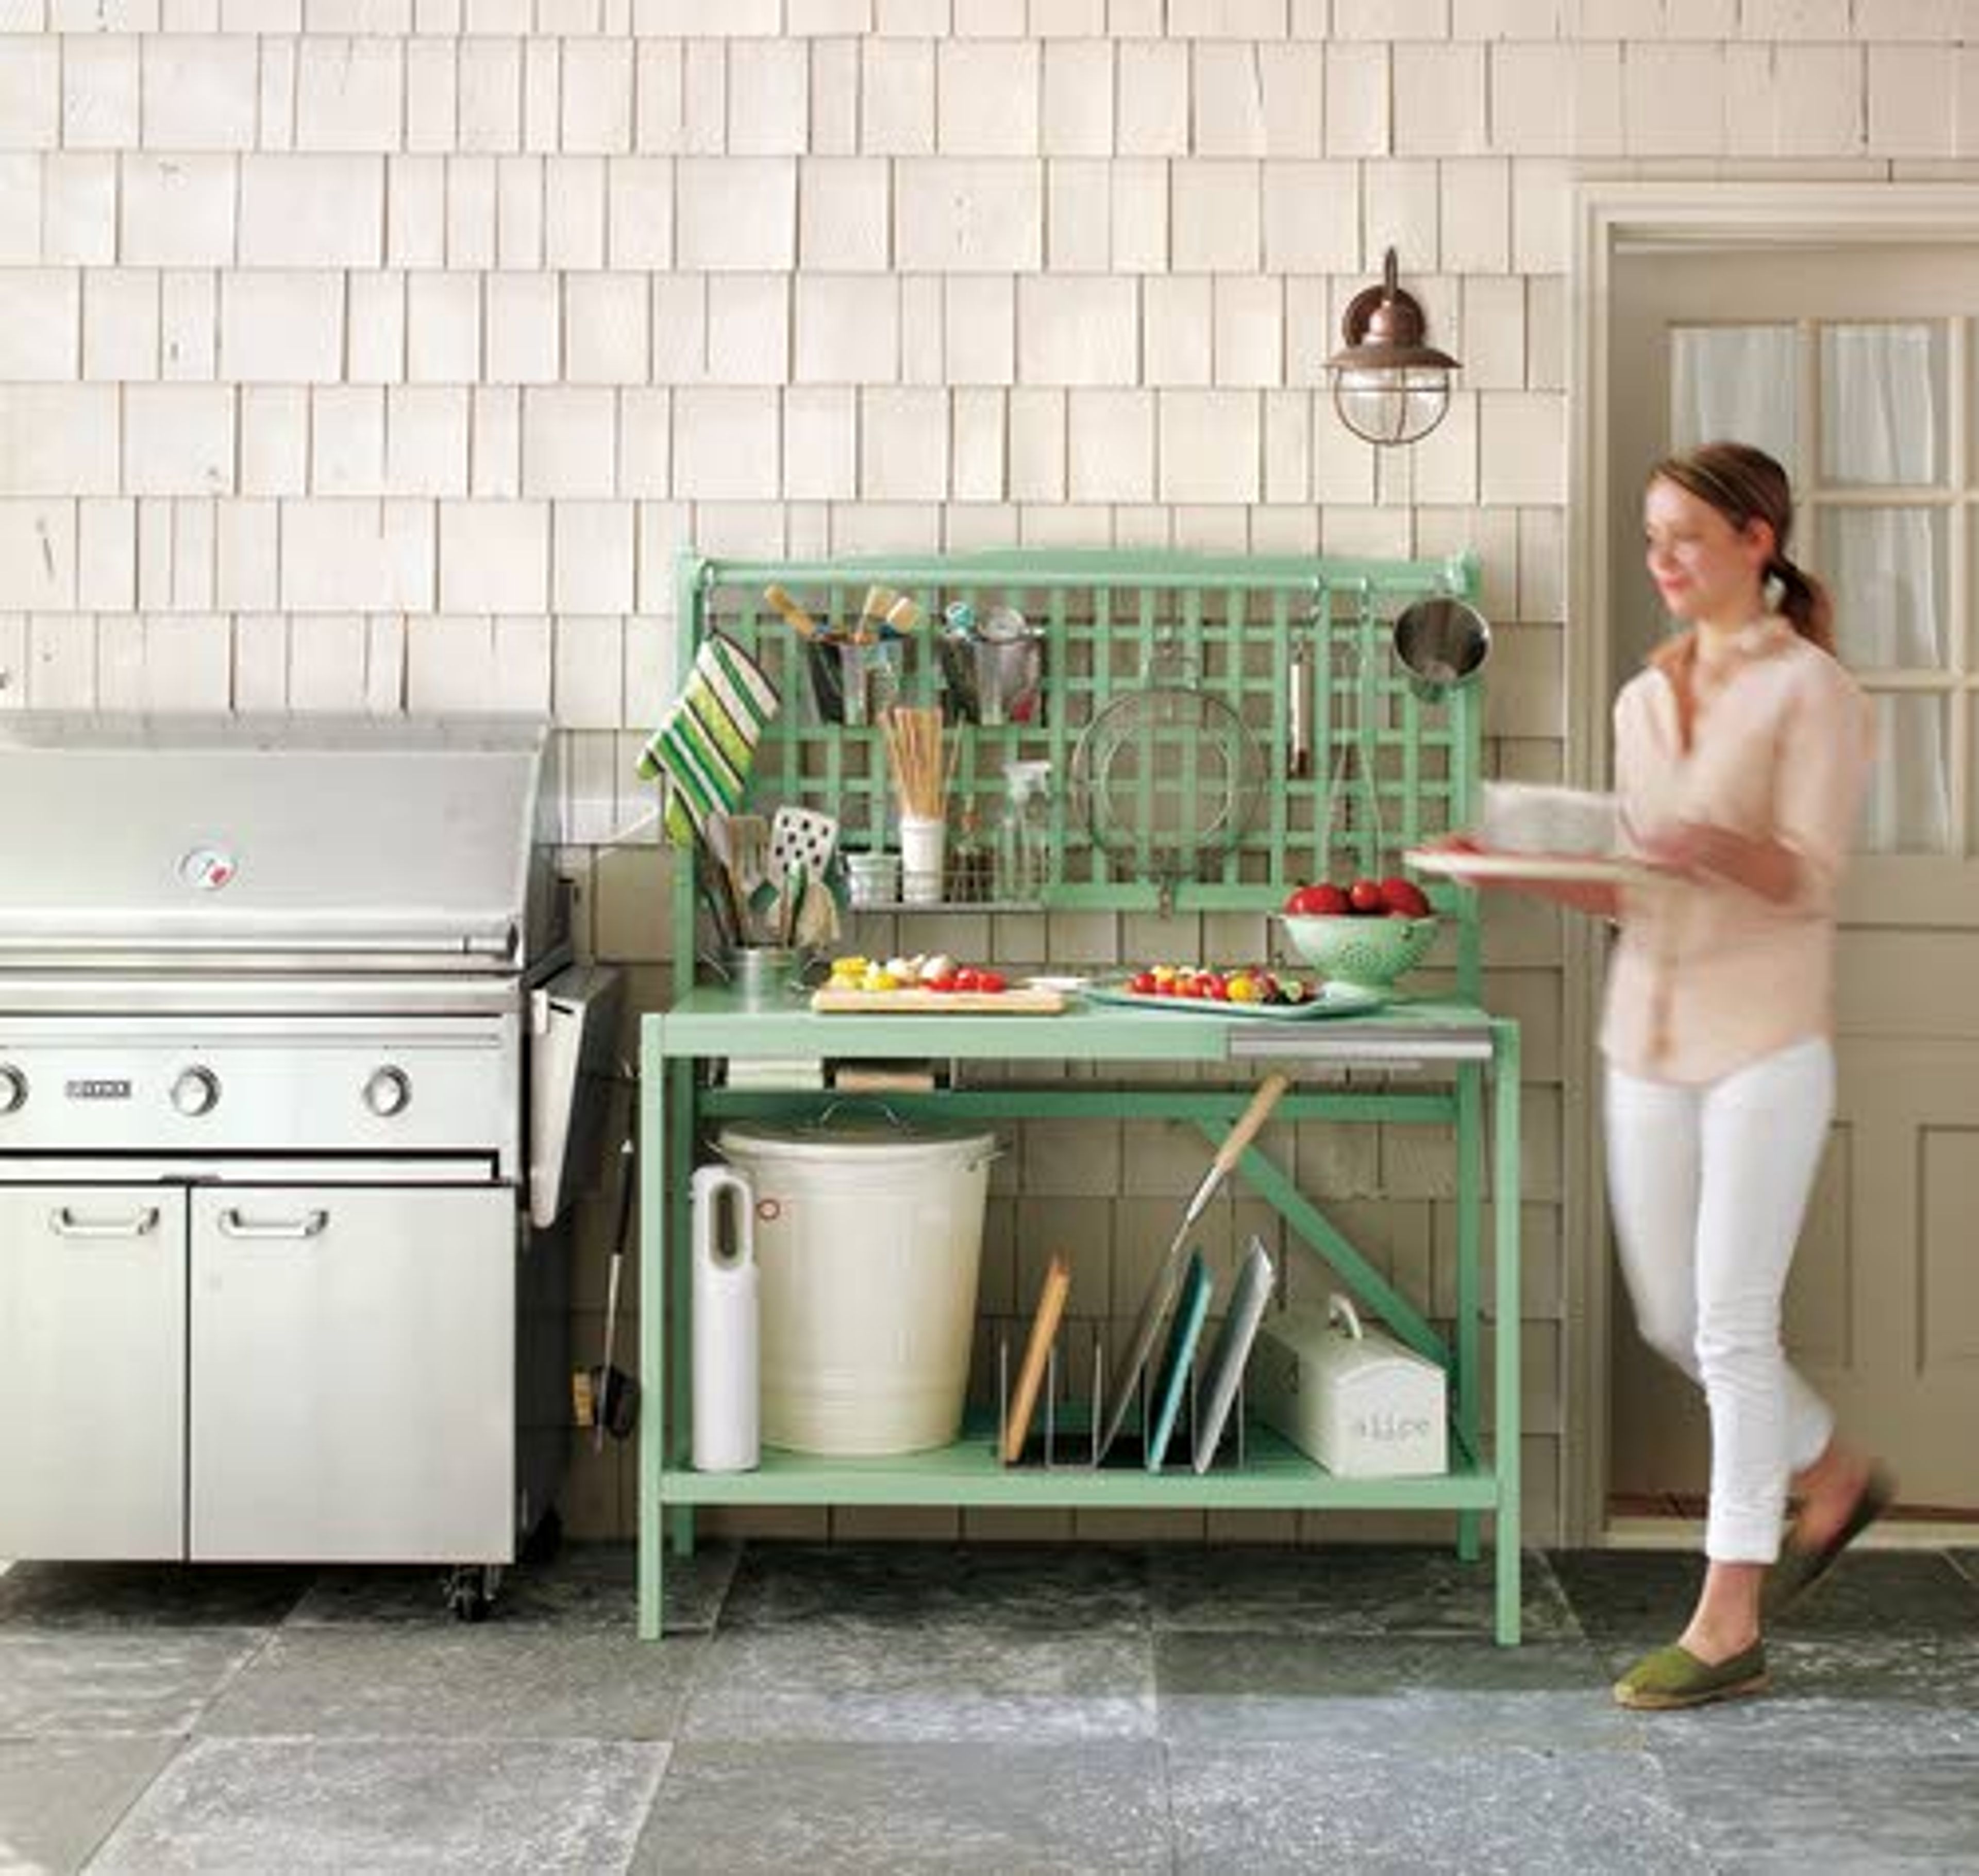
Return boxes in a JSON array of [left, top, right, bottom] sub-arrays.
[[881, 705, 958, 906]]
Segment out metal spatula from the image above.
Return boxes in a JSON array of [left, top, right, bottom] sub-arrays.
[[724, 813, 776, 926], [728, 813, 773, 896]]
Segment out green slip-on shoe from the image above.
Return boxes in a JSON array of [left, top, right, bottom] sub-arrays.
[[1764, 1464, 1897, 1621], [1612, 1640, 1770, 1711]]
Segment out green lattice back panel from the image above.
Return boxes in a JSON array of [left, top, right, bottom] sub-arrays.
[[676, 549, 1482, 914]]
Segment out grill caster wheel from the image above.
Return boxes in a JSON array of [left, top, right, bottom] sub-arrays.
[[444, 1565, 501, 1623]]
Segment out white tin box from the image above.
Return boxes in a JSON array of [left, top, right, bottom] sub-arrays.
[[1251, 1296, 1448, 1478]]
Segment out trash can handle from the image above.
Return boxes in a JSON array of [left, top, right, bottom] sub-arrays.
[[1327, 1293, 1366, 1341], [812, 1097, 906, 1131]]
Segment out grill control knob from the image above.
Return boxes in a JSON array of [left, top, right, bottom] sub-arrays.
[[363, 1066, 411, 1118], [170, 1066, 220, 1118], [0, 1064, 26, 1114]]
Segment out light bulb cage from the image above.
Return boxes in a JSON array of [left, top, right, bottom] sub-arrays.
[[1326, 247, 1460, 447]]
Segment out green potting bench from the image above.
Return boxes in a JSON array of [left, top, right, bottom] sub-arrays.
[[639, 550, 1524, 1643]]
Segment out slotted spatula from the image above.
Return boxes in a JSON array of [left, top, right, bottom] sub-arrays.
[[770, 806, 838, 878]]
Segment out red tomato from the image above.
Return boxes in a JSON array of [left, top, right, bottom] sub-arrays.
[[977, 970, 1008, 994], [1347, 878, 1386, 915], [925, 972, 957, 991], [1129, 970, 1158, 995], [953, 966, 982, 992], [1380, 877, 1432, 918], [1287, 882, 1350, 917]]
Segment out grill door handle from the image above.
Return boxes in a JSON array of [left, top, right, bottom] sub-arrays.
[[49, 1205, 162, 1239], [216, 1208, 330, 1241]]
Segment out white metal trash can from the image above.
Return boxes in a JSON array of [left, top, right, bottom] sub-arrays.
[[715, 1119, 997, 1456]]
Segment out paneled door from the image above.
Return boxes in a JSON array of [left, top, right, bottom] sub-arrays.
[[189, 1185, 515, 1562], [0, 1186, 189, 1558], [1609, 243, 1979, 1513]]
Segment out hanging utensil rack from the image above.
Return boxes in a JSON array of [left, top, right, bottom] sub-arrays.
[[672, 550, 1484, 976]]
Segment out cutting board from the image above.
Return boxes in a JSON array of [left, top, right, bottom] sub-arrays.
[[809, 986, 1066, 1015]]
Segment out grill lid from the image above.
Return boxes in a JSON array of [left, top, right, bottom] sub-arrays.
[[0, 716, 556, 968]]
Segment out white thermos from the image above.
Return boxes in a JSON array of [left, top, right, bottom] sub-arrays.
[[691, 1162, 759, 1472]]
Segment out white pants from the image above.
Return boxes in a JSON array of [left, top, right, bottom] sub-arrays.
[[1604, 1036, 1837, 1564]]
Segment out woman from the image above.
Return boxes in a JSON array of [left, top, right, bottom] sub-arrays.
[[1481, 442, 1891, 1710]]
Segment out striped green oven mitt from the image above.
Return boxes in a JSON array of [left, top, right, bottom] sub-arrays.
[[637, 632, 781, 847]]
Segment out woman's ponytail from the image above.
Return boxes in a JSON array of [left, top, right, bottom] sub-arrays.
[[1768, 554, 1835, 657]]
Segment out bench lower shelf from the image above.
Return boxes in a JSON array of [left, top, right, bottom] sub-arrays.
[[657, 1421, 1502, 1512]]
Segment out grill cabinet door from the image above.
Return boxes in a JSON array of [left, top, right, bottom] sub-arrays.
[[0, 1185, 188, 1559], [188, 1185, 514, 1563]]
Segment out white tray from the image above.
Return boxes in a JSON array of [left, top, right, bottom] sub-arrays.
[[1406, 846, 1663, 886]]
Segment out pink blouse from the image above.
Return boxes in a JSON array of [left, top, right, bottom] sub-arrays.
[[1601, 615, 1872, 1084]]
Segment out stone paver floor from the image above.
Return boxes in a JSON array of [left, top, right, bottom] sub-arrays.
[[3, 1539, 1976, 1872]]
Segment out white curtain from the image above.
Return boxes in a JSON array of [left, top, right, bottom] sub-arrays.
[[1827, 507, 1944, 668], [1866, 695, 1952, 857], [1669, 322, 1950, 854], [1821, 324, 1940, 486], [1670, 325, 1798, 468]]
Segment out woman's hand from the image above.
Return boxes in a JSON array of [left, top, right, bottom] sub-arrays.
[[1637, 820, 1800, 902]]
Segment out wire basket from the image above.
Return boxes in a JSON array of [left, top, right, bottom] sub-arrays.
[[1069, 644, 1265, 911]]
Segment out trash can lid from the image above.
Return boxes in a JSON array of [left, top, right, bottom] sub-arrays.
[[716, 1119, 997, 1168]]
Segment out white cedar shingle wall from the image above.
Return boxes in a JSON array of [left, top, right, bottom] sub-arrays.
[[0, 3, 1972, 1540]]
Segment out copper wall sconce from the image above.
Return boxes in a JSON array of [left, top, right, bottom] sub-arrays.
[[1326, 247, 1460, 447]]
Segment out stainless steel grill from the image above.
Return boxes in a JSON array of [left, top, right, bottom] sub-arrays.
[[0, 716, 615, 1618]]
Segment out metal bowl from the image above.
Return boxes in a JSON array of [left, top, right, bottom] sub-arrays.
[[1391, 596, 1490, 702]]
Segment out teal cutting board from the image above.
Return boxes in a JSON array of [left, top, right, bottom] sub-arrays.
[[1146, 1250, 1213, 1472]]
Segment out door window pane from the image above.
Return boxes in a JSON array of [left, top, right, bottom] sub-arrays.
[[1825, 507, 1946, 671], [1670, 325, 1798, 470], [1820, 323, 1944, 486], [1862, 694, 1951, 855]]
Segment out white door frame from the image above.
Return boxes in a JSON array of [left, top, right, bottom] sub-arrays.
[[1564, 181, 1979, 1544]]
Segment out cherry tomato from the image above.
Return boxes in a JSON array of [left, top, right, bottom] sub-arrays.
[[977, 970, 1008, 994], [953, 966, 981, 992], [1129, 970, 1158, 995]]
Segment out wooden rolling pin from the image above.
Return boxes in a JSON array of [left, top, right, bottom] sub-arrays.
[[763, 583, 819, 640]]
